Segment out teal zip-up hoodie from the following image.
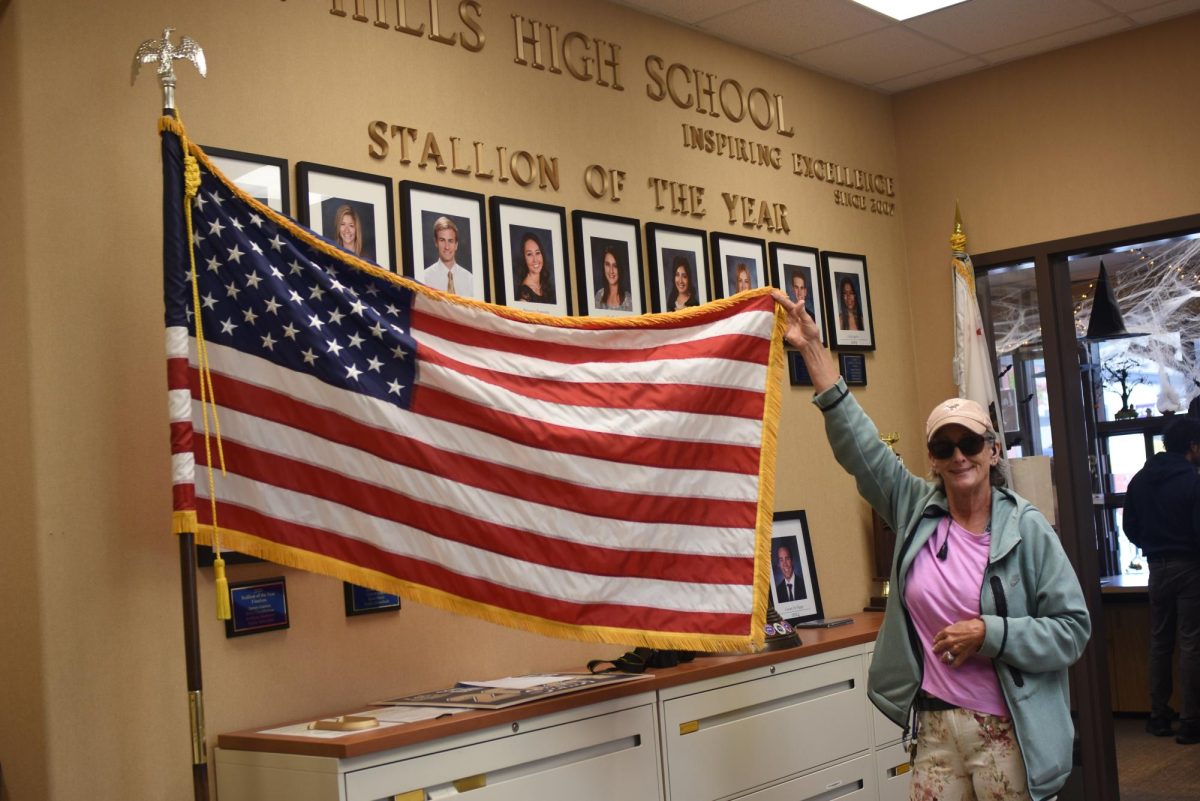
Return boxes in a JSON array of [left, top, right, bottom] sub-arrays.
[[814, 380, 1091, 801]]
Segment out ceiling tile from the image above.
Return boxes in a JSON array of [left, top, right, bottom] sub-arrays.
[[872, 56, 988, 92], [790, 25, 966, 85], [978, 16, 1133, 64], [905, 0, 1115, 53], [1126, 0, 1200, 22], [698, 0, 890, 56]]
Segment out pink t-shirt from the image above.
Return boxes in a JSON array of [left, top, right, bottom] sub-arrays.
[[904, 516, 1008, 717]]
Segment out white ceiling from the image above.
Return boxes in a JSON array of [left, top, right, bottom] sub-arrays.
[[610, 0, 1200, 93]]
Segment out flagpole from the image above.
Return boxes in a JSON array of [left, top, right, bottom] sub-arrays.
[[134, 29, 210, 801]]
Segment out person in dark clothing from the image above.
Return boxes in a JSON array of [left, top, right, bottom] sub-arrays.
[[1123, 415, 1200, 744]]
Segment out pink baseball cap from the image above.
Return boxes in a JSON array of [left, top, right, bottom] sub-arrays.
[[925, 398, 993, 440]]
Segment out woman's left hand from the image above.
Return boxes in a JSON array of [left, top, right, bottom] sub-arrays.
[[932, 617, 986, 668]]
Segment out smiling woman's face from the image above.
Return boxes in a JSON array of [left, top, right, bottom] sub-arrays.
[[604, 252, 619, 286], [338, 213, 357, 247], [523, 239, 543, 274]]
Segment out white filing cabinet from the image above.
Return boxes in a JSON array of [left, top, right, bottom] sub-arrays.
[[865, 644, 912, 801], [658, 646, 873, 801], [216, 693, 662, 801]]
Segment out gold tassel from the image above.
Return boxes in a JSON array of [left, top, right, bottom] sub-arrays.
[[213, 556, 231, 620]]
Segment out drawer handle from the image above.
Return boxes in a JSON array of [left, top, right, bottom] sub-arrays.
[[679, 720, 700, 735]]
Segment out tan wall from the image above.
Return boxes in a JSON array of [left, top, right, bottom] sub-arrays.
[[1, 1, 921, 798], [893, 14, 1200, 418]]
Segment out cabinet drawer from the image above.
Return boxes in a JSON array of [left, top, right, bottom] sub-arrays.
[[661, 655, 868, 801], [344, 703, 660, 801], [871, 703, 905, 747], [738, 753, 876, 801], [875, 741, 912, 801]]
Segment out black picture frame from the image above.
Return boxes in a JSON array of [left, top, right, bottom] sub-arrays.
[[770, 242, 825, 345], [343, 583, 402, 617], [399, 181, 489, 301], [571, 211, 646, 317], [820, 251, 876, 351], [787, 351, 813, 387], [645, 223, 710, 313], [489, 196, 571, 315], [202, 146, 290, 214], [710, 232, 767, 300], [840, 353, 868, 386], [770, 510, 823, 624], [223, 576, 290, 638], [296, 161, 396, 271]]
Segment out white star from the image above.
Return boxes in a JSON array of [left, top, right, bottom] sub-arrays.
[[193, 193, 208, 212], [326, 338, 343, 356], [242, 307, 259, 325], [301, 348, 318, 366], [289, 260, 305, 275], [231, 217, 244, 232], [270, 265, 284, 279], [192, 230, 203, 248], [226, 244, 244, 264], [225, 281, 241, 299], [185, 307, 194, 322], [391, 345, 408, 360], [264, 297, 282, 315], [249, 241, 263, 256], [261, 332, 277, 351], [309, 285, 326, 301], [289, 290, 303, 304], [391, 323, 405, 334], [206, 256, 221, 273], [281, 323, 298, 340], [350, 300, 367, 316], [347, 333, 364, 349], [249, 212, 264, 227], [245, 271, 263, 289], [209, 191, 225, 206], [345, 363, 362, 381], [370, 321, 386, 339], [268, 235, 285, 252], [307, 314, 325, 331], [367, 356, 384, 372], [201, 293, 218, 310], [207, 218, 226, 237], [330, 278, 346, 293], [220, 318, 237, 335], [385, 303, 401, 316], [328, 309, 345, 325], [387, 379, 405, 396], [365, 284, 380, 296]]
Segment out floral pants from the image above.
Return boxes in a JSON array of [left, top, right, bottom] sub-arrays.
[[909, 708, 1034, 801]]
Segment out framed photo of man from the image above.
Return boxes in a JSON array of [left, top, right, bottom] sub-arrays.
[[296, 162, 395, 271], [771, 510, 823, 624], [202, 146, 290, 214], [571, 211, 645, 318], [819, 251, 876, 351], [770, 243, 825, 345], [489, 196, 571, 316], [646, 223, 710, 313], [710, 232, 767, 300], [399, 181, 489, 301]]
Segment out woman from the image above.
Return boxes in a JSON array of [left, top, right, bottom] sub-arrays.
[[734, 263, 752, 294], [666, 255, 699, 310], [594, 246, 632, 311], [838, 276, 863, 331], [332, 203, 363, 257], [515, 231, 555, 303], [773, 291, 1090, 801]]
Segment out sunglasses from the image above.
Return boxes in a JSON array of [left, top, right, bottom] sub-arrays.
[[927, 433, 993, 459]]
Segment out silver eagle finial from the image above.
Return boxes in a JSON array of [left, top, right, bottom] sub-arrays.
[[132, 27, 206, 109]]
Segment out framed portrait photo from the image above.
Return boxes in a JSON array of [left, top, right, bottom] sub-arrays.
[[710, 232, 767, 300], [202, 146, 290, 214], [820, 251, 876, 351], [296, 162, 396, 271], [646, 223, 710, 313], [770, 243, 825, 345], [770, 510, 823, 624], [489, 196, 571, 315], [571, 211, 645, 318], [399, 181, 489, 301]]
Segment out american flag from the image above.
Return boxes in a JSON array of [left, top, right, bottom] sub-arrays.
[[162, 125, 784, 651]]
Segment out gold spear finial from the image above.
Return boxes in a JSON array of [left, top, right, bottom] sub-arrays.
[[950, 201, 967, 253]]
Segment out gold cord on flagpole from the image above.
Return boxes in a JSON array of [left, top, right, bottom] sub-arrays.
[[167, 114, 231, 620]]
